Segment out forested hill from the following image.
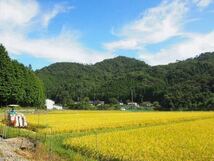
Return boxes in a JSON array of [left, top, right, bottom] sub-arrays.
[[37, 53, 214, 110], [0, 45, 45, 107]]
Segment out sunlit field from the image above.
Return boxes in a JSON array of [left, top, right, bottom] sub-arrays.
[[0, 114, 3, 125], [64, 118, 214, 161], [26, 111, 214, 134], [1, 110, 214, 161]]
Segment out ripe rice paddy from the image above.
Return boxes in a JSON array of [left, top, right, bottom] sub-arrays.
[[64, 118, 214, 161], [26, 111, 214, 134], [1, 110, 214, 161]]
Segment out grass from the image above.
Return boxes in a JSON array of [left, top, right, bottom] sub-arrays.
[[31, 143, 67, 161], [0, 149, 3, 157], [45, 134, 96, 161], [0, 124, 95, 161]]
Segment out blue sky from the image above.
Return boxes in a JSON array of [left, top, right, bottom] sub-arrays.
[[0, 0, 214, 70]]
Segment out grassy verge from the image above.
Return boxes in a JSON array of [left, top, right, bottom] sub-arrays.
[[31, 143, 67, 161], [0, 125, 96, 161], [45, 134, 96, 161]]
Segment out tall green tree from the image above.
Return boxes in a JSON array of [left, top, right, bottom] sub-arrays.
[[0, 44, 45, 107]]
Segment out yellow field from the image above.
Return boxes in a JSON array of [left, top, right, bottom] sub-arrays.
[[64, 118, 214, 161], [0, 114, 4, 125], [26, 111, 214, 134], [1, 110, 214, 160]]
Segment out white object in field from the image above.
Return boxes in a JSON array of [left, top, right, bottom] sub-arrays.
[[14, 113, 27, 127], [8, 104, 19, 107], [120, 107, 126, 111], [9, 113, 27, 127], [45, 99, 63, 110], [128, 102, 140, 107], [53, 104, 63, 110], [45, 99, 55, 110], [15, 115, 19, 127]]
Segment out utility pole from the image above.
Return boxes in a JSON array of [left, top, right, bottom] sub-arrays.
[[131, 89, 133, 102], [130, 78, 134, 102], [93, 92, 96, 105]]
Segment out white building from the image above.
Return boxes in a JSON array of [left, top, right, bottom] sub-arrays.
[[45, 99, 55, 110], [53, 104, 63, 110], [45, 99, 63, 110], [128, 102, 140, 107]]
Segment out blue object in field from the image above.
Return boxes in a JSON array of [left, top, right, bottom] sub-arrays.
[[9, 109, 17, 115]]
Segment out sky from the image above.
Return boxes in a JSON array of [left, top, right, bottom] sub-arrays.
[[0, 0, 214, 70]]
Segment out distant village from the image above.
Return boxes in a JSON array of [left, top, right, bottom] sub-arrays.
[[45, 98, 158, 111]]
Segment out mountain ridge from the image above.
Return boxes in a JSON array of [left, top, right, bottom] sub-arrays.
[[37, 52, 214, 110], [37, 52, 214, 71]]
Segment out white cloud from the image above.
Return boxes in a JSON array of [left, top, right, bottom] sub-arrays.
[[0, 30, 112, 64], [104, 0, 214, 65], [0, 0, 38, 28], [0, 0, 112, 65], [139, 32, 214, 65], [0, 0, 213, 67], [104, 39, 140, 51], [193, 0, 214, 8], [41, 4, 74, 28], [104, 0, 188, 51]]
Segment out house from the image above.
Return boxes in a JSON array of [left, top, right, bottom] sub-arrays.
[[92, 100, 105, 105], [128, 102, 140, 107], [45, 99, 63, 110], [53, 105, 63, 110], [45, 99, 55, 110], [97, 101, 105, 106]]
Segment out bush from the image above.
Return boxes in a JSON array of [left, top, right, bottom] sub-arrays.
[[108, 98, 119, 104]]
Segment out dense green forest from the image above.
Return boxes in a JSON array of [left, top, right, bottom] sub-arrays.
[[37, 52, 214, 110], [0, 44, 45, 107], [0, 43, 213, 110]]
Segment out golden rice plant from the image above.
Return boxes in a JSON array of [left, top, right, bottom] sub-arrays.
[[64, 118, 214, 161], [26, 111, 214, 134]]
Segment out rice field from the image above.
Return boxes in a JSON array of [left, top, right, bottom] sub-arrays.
[[64, 118, 214, 161], [0, 114, 4, 125], [1, 110, 214, 161], [26, 111, 214, 134]]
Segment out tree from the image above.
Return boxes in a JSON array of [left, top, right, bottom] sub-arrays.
[[81, 97, 90, 103], [0, 44, 13, 105], [108, 98, 119, 104], [0, 44, 45, 107], [36, 52, 214, 111]]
